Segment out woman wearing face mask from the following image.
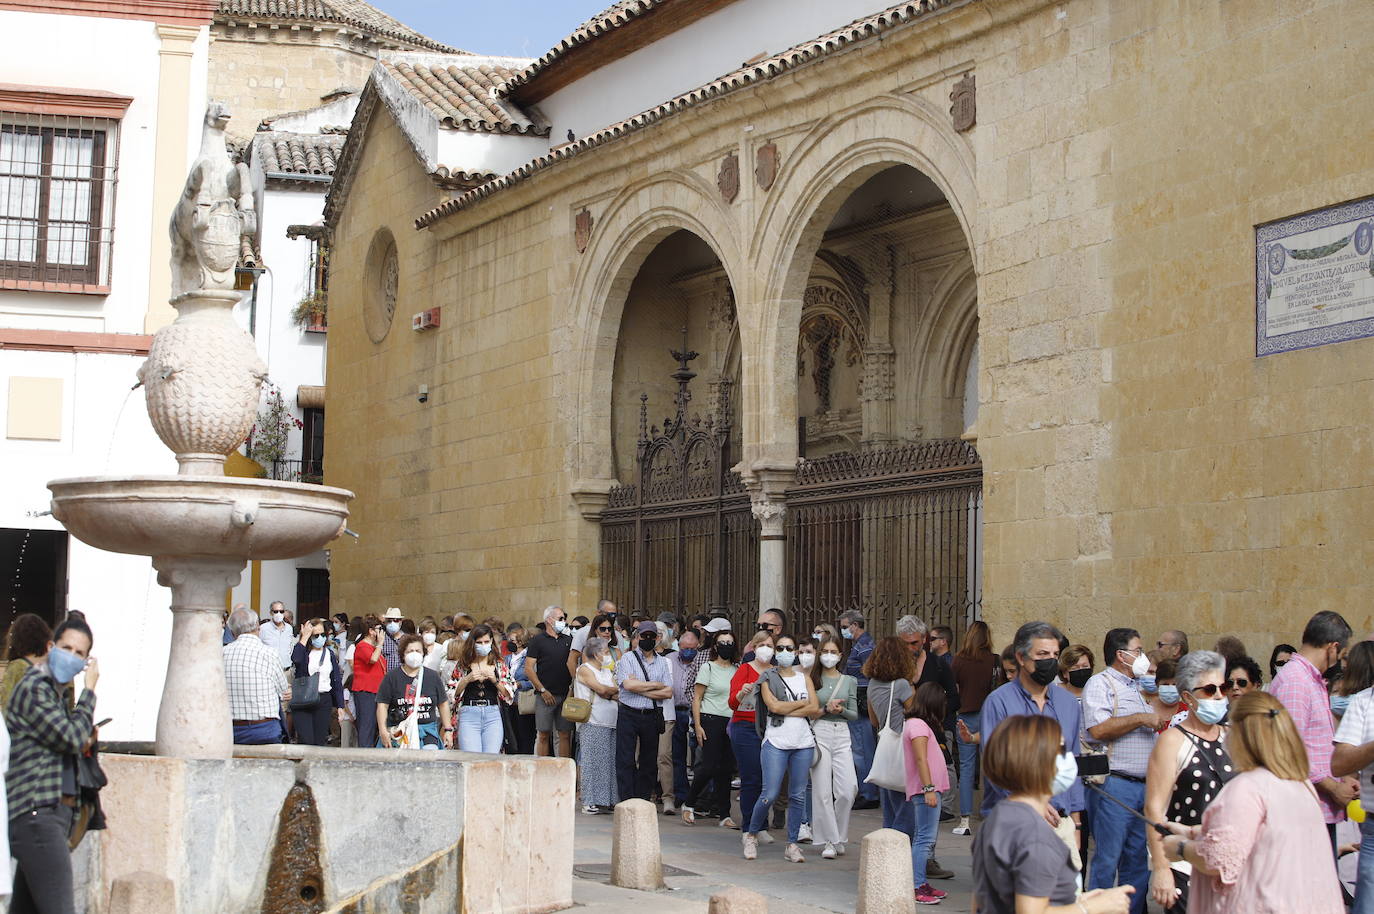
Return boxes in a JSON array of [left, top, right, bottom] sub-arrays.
[[376, 634, 452, 749], [1331, 642, 1374, 723], [682, 629, 739, 827], [1059, 644, 1095, 699], [1150, 658, 1185, 728], [8, 615, 101, 913], [574, 637, 620, 813], [730, 631, 776, 846], [973, 715, 1133, 914], [810, 623, 840, 647], [419, 619, 446, 672], [1144, 650, 1234, 913], [809, 636, 857, 858], [291, 618, 347, 746], [744, 633, 818, 863], [351, 616, 386, 750], [951, 620, 998, 837], [452, 624, 515, 753]]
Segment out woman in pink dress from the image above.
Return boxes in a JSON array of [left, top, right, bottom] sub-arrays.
[[1160, 690, 1343, 914]]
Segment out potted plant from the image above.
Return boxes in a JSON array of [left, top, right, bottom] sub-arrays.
[[292, 291, 327, 332]]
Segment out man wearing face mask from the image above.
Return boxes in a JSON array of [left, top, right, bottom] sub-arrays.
[[525, 605, 575, 759], [979, 622, 1087, 828], [615, 621, 673, 801], [380, 607, 406, 671], [7, 615, 99, 913], [259, 600, 296, 672], [838, 610, 879, 809], [1272, 609, 1358, 856], [666, 629, 707, 814], [1083, 628, 1172, 914]]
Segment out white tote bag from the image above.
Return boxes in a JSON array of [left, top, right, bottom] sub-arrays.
[[864, 683, 908, 792]]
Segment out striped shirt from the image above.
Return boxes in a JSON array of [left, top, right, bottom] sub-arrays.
[[615, 649, 670, 710], [6, 665, 95, 820], [1269, 653, 1341, 823], [1082, 666, 1156, 778]]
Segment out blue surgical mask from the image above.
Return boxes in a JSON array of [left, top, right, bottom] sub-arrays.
[[1332, 694, 1352, 715], [475, 643, 492, 657], [1195, 696, 1229, 725], [775, 649, 796, 667], [1158, 685, 1180, 705], [679, 648, 698, 663], [385, 621, 401, 635], [841, 627, 854, 640], [1051, 751, 1078, 796], [311, 635, 326, 649], [48, 646, 87, 684], [619, 637, 630, 651], [1139, 675, 1158, 694]]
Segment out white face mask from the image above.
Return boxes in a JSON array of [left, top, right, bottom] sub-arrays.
[[272, 612, 284, 622], [404, 651, 424, 669], [754, 645, 775, 664], [554, 620, 568, 634], [820, 652, 841, 669], [458, 631, 468, 641], [798, 653, 816, 669], [422, 632, 436, 646], [1051, 751, 1078, 795], [1128, 652, 1151, 678], [475, 643, 492, 657], [601, 655, 614, 669]]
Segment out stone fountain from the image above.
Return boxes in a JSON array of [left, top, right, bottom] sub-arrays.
[[44, 105, 573, 914], [47, 102, 353, 759]]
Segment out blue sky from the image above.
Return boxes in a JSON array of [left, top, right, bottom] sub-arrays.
[[373, 1, 616, 58]]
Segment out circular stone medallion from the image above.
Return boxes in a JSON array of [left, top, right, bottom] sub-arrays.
[[365, 229, 399, 343]]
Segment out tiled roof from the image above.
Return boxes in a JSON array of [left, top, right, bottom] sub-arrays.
[[497, 0, 666, 99], [417, 0, 966, 227], [216, 0, 460, 53], [254, 131, 347, 179], [381, 57, 547, 135]]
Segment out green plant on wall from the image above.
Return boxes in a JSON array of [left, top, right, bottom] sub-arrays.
[[292, 290, 327, 329], [248, 385, 302, 470]]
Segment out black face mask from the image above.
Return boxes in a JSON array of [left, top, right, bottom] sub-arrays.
[[639, 635, 658, 652], [1067, 668, 1092, 689], [715, 642, 737, 661], [1029, 657, 1059, 686]]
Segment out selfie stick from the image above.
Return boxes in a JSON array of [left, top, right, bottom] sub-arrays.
[[1082, 780, 1172, 836]]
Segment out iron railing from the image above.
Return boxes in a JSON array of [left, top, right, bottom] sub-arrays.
[[269, 458, 324, 484]]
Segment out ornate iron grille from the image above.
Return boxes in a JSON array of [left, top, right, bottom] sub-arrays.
[[599, 346, 758, 619], [785, 439, 983, 643]]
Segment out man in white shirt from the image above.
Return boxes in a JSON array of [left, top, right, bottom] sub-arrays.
[[258, 601, 295, 671]]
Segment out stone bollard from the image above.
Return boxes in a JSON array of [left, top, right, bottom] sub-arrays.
[[856, 827, 916, 914], [709, 886, 769, 912], [108, 872, 176, 914], [611, 798, 665, 890]]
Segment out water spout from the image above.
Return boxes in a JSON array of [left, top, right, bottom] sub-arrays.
[[342, 528, 360, 541]]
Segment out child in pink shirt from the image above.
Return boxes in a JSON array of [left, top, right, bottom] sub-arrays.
[[903, 683, 952, 903]]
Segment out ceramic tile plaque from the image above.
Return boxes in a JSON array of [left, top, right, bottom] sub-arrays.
[[1256, 195, 1374, 356]]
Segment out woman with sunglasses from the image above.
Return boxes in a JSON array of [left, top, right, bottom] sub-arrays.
[[1269, 643, 1297, 680], [1223, 656, 1262, 701], [1160, 691, 1342, 914], [681, 628, 739, 827], [1144, 650, 1234, 912]]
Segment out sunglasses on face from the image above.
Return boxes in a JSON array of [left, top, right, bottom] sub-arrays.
[[596, 625, 613, 633], [1226, 679, 1251, 690], [1275, 659, 1289, 667], [1190, 683, 1226, 698]]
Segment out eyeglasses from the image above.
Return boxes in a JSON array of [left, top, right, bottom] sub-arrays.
[[1225, 678, 1251, 690], [1189, 683, 1225, 698], [596, 625, 613, 633], [1118, 647, 1143, 657], [1275, 659, 1289, 668], [1156, 641, 1179, 649]]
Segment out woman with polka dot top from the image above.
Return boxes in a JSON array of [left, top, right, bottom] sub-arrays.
[[1143, 650, 1235, 914]]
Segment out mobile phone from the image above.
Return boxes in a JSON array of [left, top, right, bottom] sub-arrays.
[[95, 717, 113, 728], [1076, 754, 1110, 778]]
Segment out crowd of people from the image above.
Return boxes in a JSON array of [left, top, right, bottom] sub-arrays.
[[2, 598, 1372, 913]]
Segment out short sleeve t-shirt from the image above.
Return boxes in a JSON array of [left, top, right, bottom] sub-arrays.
[[903, 717, 952, 798], [376, 666, 445, 725], [761, 669, 815, 751], [972, 800, 1078, 913], [1335, 687, 1374, 814], [867, 678, 914, 733], [524, 631, 573, 696], [570, 625, 590, 654], [695, 661, 737, 719]]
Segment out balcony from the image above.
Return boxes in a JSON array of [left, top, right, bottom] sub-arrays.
[[268, 458, 324, 485]]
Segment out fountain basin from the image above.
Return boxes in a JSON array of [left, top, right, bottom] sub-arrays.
[[48, 475, 353, 559]]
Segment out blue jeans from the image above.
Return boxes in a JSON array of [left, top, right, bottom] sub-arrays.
[[750, 741, 814, 841], [1088, 775, 1148, 914], [912, 795, 941, 886], [1355, 818, 1374, 914], [233, 719, 284, 745], [881, 786, 916, 835], [850, 703, 878, 801], [956, 711, 980, 816], [457, 704, 503, 753], [730, 721, 763, 826]]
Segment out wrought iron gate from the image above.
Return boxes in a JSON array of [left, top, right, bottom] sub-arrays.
[[598, 349, 759, 619]]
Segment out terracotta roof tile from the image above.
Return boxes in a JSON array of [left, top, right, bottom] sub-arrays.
[[216, 0, 460, 52], [381, 57, 547, 135], [417, 0, 967, 227], [497, 0, 666, 99], [253, 131, 347, 179]]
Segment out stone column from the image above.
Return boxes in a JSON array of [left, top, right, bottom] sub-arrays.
[[153, 555, 245, 759], [860, 346, 897, 449], [748, 465, 794, 612]]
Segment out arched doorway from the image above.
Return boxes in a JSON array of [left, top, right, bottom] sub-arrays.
[[598, 230, 757, 619]]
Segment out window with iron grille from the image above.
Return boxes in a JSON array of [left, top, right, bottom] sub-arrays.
[[0, 114, 119, 289]]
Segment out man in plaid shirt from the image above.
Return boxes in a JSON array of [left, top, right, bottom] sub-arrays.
[[1269, 610, 1358, 853], [7, 615, 98, 914], [224, 607, 289, 745]]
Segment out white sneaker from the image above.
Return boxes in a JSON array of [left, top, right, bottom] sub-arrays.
[[822, 843, 837, 859], [798, 823, 813, 843], [758, 830, 775, 845], [953, 816, 972, 836], [835, 842, 847, 856], [784, 842, 806, 863], [742, 833, 758, 860], [581, 804, 600, 815]]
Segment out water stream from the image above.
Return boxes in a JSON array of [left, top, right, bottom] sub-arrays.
[[103, 383, 141, 472]]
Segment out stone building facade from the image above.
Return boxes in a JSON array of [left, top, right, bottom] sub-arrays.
[[323, 0, 1374, 661]]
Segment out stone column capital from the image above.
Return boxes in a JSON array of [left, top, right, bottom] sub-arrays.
[[154, 555, 246, 613], [570, 478, 617, 521]]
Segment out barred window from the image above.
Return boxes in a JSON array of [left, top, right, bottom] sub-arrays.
[[0, 114, 119, 289]]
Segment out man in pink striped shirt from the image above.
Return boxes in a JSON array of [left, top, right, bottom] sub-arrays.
[[1269, 610, 1359, 854]]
